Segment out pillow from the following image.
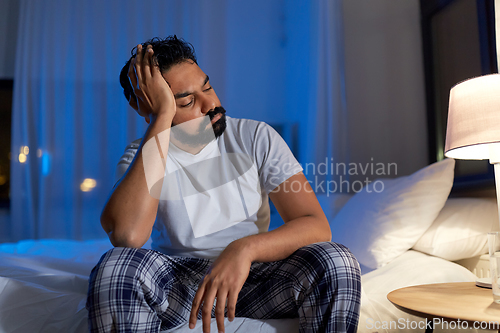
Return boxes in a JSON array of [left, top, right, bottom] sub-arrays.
[[331, 158, 455, 269], [412, 197, 499, 261]]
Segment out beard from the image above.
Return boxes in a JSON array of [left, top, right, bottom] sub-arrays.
[[171, 106, 227, 147]]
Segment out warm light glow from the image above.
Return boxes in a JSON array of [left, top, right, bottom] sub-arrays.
[[83, 178, 96, 187], [0, 175, 6, 186], [444, 74, 500, 162], [19, 153, 27, 163], [444, 143, 492, 160], [37, 149, 42, 157], [80, 178, 97, 192], [20, 146, 29, 155]]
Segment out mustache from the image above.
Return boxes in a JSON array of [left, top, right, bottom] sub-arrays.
[[194, 106, 226, 132], [171, 106, 226, 128], [207, 106, 226, 120]]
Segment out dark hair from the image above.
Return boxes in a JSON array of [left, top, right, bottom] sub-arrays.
[[119, 35, 197, 102]]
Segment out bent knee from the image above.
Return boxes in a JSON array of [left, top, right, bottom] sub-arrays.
[[89, 247, 156, 283], [298, 242, 360, 276]]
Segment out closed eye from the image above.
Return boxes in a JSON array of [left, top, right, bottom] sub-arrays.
[[204, 86, 213, 92], [180, 99, 193, 107]]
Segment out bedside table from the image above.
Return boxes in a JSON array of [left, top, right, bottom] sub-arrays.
[[388, 282, 500, 332]]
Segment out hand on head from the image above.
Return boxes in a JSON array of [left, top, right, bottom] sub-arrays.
[[127, 44, 176, 124]]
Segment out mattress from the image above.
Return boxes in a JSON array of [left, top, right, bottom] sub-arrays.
[[0, 239, 299, 333], [0, 238, 491, 333]]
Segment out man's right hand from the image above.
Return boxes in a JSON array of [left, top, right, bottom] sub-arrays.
[[102, 44, 176, 248], [128, 44, 176, 123]]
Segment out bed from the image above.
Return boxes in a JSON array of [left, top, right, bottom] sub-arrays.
[[1, 158, 499, 333]]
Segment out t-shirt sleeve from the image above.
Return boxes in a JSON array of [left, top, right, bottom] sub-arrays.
[[115, 139, 141, 183], [254, 123, 303, 193]]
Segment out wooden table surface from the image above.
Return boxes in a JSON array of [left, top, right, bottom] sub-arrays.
[[387, 282, 500, 324]]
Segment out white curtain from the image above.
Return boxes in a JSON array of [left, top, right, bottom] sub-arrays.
[[306, 0, 350, 190], [9, 0, 348, 241]]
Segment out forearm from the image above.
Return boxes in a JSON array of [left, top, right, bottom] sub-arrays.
[[101, 112, 174, 247], [225, 172, 332, 263], [229, 214, 332, 263]]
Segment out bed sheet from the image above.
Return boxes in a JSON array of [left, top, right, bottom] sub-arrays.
[[0, 239, 298, 333], [0, 239, 493, 333]]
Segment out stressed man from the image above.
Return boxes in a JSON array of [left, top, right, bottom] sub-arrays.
[[86, 36, 361, 333]]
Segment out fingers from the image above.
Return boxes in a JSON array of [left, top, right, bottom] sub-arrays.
[[189, 282, 204, 329], [202, 286, 218, 333], [128, 57, 137, 88], [135, 44, 155, 80], [226, 291, 238, 322], [148, 48, 163, 78], [190, 279, 230, 333], [215, 290, 228, 333], [134, 44, 144, 83], [127, 45, 153, 117], [143, 45, 153, 80]]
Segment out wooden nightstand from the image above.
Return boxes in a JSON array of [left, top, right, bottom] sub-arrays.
[[388, 282, 500, 332]]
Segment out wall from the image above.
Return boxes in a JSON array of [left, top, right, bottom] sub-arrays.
[[342, 0, 429, 180]]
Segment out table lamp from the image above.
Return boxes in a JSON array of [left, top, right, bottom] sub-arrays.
[[445, 74, 500, 210], [444, 73, 500, 302]]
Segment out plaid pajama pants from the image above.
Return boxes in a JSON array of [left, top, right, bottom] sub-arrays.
[[86, 242, 361, 333]]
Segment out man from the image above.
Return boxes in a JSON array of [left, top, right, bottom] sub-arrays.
[[87, 36, 361, 333]]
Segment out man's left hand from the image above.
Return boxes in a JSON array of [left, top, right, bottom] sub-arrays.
[[189, 241, 252, 333]]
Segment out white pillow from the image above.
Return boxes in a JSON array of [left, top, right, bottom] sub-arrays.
[[412, 197, 499, 261], [331, 158, 455, 269]]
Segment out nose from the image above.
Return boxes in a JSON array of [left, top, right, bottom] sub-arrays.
[[200, 94, 216, 115]]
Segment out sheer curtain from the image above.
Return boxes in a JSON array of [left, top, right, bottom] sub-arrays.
[[9, 0, 348, 241], [283, 0, 349, 196], [305, 0, 349, 191]]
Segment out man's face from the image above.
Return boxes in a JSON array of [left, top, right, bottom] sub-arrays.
[[163, 60, 226, 146]]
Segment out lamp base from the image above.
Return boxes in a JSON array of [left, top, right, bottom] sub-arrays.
[[493, 163, 500, 230]]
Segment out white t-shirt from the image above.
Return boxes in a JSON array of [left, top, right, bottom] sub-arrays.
[[116, 117, 302, 259]]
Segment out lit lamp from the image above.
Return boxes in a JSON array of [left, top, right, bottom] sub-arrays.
[[444, 73, 500, 302], [445, 74, 500, 215]]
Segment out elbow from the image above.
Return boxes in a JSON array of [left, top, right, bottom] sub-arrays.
[[324, 227, 332, 242], [108, 230, 146, 248], [318, 215, 332, 242], [318, 223, 332, 242], [101, 212, 148, 248], [109, 234, 147, 249]]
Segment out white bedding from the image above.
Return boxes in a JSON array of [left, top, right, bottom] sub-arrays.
[[359, 250, 489, 333], [0, 238, 493, 333], [0, 239, 300, 333]]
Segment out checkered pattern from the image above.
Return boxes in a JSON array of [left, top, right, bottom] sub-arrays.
[[87, 242, 361, 333]]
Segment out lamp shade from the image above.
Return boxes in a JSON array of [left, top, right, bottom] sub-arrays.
[[445, 74, 500, 161]]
